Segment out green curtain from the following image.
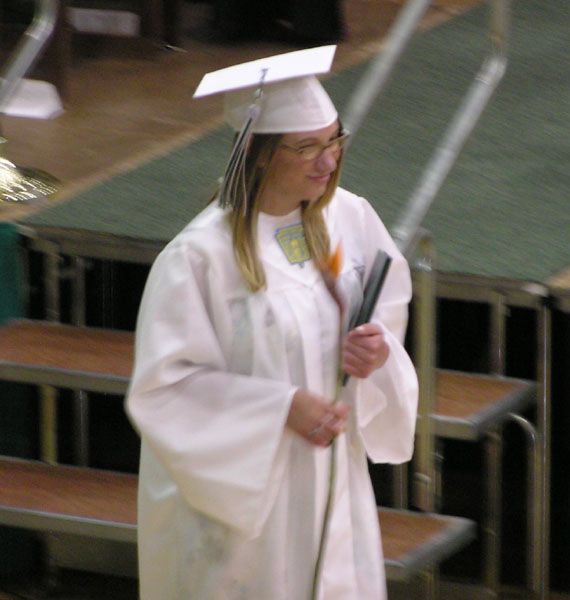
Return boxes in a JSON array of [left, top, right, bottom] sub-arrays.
[[0, 223, 39, 577]]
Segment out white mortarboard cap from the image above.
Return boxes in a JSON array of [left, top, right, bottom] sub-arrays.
[[193, 46, 338, 211], [193, 45, 337, 133], [224, 76, 337, 133]]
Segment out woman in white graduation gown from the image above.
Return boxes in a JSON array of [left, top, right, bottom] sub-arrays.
[[126, 47, 418, 600]]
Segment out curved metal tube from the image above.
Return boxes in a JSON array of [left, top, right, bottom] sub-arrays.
[[390, 0, 510, 257], [0, 0, 59, 113], [508, 412, 540, 591], [341, 0, 510, 259], [391, 50, 507, 256], [342, 0, 432, 148]]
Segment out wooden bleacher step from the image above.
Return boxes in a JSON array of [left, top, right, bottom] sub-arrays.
[[0, 457, 137, 543], [434, 369, 537, 441], [0, 456, 475, 583], [379, 507, 475, 581], [0, 319, 137, 551], [0, 318, 477, 581], [0, 318, 134, 394]]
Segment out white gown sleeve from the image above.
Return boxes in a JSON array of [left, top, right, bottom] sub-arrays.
[[126, 239, 295, 538], [349, 199, 419, 464]]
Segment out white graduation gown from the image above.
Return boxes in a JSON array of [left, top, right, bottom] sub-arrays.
[[126, 187, 419, 600]]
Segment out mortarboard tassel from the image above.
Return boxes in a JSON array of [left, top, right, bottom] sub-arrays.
[[218, 69, 267, 213]]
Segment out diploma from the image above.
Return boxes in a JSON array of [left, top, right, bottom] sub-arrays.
[[343, 250, 392, 385]]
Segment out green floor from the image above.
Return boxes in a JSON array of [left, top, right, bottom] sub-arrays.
[[21, 0, 570, 283]]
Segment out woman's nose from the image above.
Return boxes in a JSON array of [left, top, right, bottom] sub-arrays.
[[315, 147, 338, 172]]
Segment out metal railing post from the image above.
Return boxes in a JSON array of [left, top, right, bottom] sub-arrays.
[[412, 233, 438, 513], [536, 302, 552, 599]]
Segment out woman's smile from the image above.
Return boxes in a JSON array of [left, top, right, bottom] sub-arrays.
[[308, 173, 331, 185]]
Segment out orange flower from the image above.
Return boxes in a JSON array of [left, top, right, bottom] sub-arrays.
[[326, 243, 343, 279], [321, 242, 344, 314]]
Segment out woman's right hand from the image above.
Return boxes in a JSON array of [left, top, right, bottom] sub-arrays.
[[286, 389, 351, 448]]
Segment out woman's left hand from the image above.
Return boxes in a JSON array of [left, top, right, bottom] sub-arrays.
[[342, 323, 389, 379]]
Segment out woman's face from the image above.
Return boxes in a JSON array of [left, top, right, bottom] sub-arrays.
[[259, 121, 342, 215]]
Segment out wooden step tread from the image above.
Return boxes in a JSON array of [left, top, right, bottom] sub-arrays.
[[0, 457, 475, 579], [379, 507, 475, 581], [0, 457, 137, 543], [434, 369, 536, 440], [0, 319, 134, 394]]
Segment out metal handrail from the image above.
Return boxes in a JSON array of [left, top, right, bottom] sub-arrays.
[[342, 0, 432, 150], [411, 231, 438, 513], [342, 0, 510, 259], [0, 0, 59, 113]]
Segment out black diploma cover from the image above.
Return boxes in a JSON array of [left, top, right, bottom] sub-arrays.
[[343, 250, 393, 385]]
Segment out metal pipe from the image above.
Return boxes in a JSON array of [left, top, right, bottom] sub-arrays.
[[40, 243, 61, 464], [391, 463, 408, 508], [72, 257, 90, 466], [422, 566, 440, 600], [342, 0, 432, 146], [0, 0, 59, 112], [392, 0, 510, 256], [39, 386, 58, 464], [44, 243, 61, 322], [392, 51, 507, 256], [484, 429, 502, 597], [412, 234, 438, 512], [536, 303, 552, 599], [506, 300, 551, 600], [490, 290, 507, 375], [508, 413, 538, 590], [342, 0, 510, 256], [485, 286, 507, 596]]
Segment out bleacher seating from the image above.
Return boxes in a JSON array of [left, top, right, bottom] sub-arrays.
[[0, 318, 476, 591]]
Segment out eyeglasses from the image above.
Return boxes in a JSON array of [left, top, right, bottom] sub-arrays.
[[280, 131, 350, 161]]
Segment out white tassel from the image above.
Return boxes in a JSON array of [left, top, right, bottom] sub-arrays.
[[218, 70, 267, 213]]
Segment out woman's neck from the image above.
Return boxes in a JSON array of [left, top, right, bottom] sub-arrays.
[[259, 193, 305, 216]]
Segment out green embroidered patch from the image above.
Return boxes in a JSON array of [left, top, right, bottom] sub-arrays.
[[275, 223, 310, 266]]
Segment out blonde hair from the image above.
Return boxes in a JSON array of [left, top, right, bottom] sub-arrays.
[[224, 133, 344, 292]]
